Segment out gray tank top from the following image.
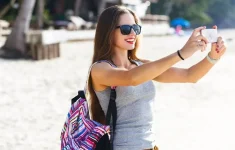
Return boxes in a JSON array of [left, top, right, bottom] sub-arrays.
[[94, 60, 157, 150]]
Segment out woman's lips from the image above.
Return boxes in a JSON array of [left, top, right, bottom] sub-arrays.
[[125, 38, 135, 44]]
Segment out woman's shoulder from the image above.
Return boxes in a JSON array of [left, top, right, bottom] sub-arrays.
[[91, 60, 116, 75], [92, 60, 116, 69], [96, 60, 116, 67]]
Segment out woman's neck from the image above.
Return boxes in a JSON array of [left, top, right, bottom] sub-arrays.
[[111, 50, 132, 68]]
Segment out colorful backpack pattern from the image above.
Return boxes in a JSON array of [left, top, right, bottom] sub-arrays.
[[60, 60, 117, 150]]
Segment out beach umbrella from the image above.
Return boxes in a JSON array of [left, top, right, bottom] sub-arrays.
[[170, 18, 191, 28]]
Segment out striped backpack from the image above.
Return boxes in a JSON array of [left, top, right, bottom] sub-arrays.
[[60, 61, 117, 150]]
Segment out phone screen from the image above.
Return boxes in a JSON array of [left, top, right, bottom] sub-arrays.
[[201, 29, 218, 43]]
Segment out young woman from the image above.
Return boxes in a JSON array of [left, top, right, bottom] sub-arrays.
[[87, 5, 226, 150]]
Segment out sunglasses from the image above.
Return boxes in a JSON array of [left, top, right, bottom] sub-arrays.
[[116, 24, 141, 35]]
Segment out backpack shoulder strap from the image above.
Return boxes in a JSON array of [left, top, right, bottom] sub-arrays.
[[106, 87, 116, 150], [95, 60, 117, 150], [85, 60, 117, 149]]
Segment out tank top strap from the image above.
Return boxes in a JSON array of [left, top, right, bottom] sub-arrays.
[[130, 59, 143, 66]]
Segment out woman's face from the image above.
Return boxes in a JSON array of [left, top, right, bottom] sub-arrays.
[[113, 13, 139, 51]]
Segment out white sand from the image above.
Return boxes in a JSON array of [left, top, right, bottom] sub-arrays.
[[0, 29, 235, 150]]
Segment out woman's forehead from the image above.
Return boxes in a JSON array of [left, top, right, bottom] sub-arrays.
[[118, 13, 136, 25]]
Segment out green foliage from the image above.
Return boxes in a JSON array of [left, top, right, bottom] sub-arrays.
[[184, 3, 212, 25], [1, 4, 18, 23], [43, 9, 52, 23], [151, 0, 235, 28], [207, 0, 235, 28]]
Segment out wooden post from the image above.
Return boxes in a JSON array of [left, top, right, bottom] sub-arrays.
[[0, 25, 2, 38], [42, 45, 48, 59], [52, 44, 56, 58], [31, 44, 37, 60], [48, 45, 53, 59], [56, 43, 60, 57], [25, 30, 63, 60], [36, 44, 43, 60]]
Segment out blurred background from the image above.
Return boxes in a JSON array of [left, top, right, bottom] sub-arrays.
[[1, 0, 235, 30], [0, 0, 235, 150], [1, 0, 235, 58]]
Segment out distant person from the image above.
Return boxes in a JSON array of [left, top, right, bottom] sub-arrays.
[[87, 5, 226, 150], [175, 25, 184, 36]]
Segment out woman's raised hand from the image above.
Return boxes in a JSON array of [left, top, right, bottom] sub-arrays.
[[209, 25, 226, 60], [180, 26, 208, 59]]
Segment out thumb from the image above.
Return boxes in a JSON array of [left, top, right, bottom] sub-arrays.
[[212, 25, 217, 29]]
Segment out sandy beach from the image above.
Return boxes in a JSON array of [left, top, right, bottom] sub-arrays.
[[0, 29, 235, 150]]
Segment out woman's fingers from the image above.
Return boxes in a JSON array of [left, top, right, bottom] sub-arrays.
[[195, 35, 208, 44], [212, 25, 217, 29], [216, 36, 226, 53], [216, 46, 226, 55], [217, 42, 224, 50], [201, 42, 207, 52], [202, 43, 207, 51], [217, 36, 223, 43], [195, 41, 207, 51], [218, 45, 226, 53], [216, 37, 225, 50], [221, 46, 227, 54], [192, 26, 206, 37]]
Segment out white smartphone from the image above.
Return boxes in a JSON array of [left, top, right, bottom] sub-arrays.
[[201, 29, 218, 43]]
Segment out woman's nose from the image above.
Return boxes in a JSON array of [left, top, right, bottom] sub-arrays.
[[130, 28, 136, 35]]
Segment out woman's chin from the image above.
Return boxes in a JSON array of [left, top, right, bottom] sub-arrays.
[[118, 44, 135, 51], [125, 45, 135, 50]]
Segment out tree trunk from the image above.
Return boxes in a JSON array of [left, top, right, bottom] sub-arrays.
[[36, 0, 44, 29], [118, 0, 122, 5], [74, 0, 83, 16], [97, 0, 106, 16], [1, 0, 36, 58]]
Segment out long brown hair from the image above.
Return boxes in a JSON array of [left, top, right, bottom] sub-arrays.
[[87, 5, 141, 124]]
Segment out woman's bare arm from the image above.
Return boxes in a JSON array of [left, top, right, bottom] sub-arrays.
[[91, 52, 182, 87], [91, 26, 212, 89], [145, 59, 213, 83], [142, 36, 226, 83]]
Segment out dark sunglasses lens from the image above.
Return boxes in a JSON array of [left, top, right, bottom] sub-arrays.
[[133, 25, 141, 35], [120, 25, 131, 35]]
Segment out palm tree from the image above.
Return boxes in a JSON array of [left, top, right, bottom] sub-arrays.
[[0, 0, 36, 58]]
